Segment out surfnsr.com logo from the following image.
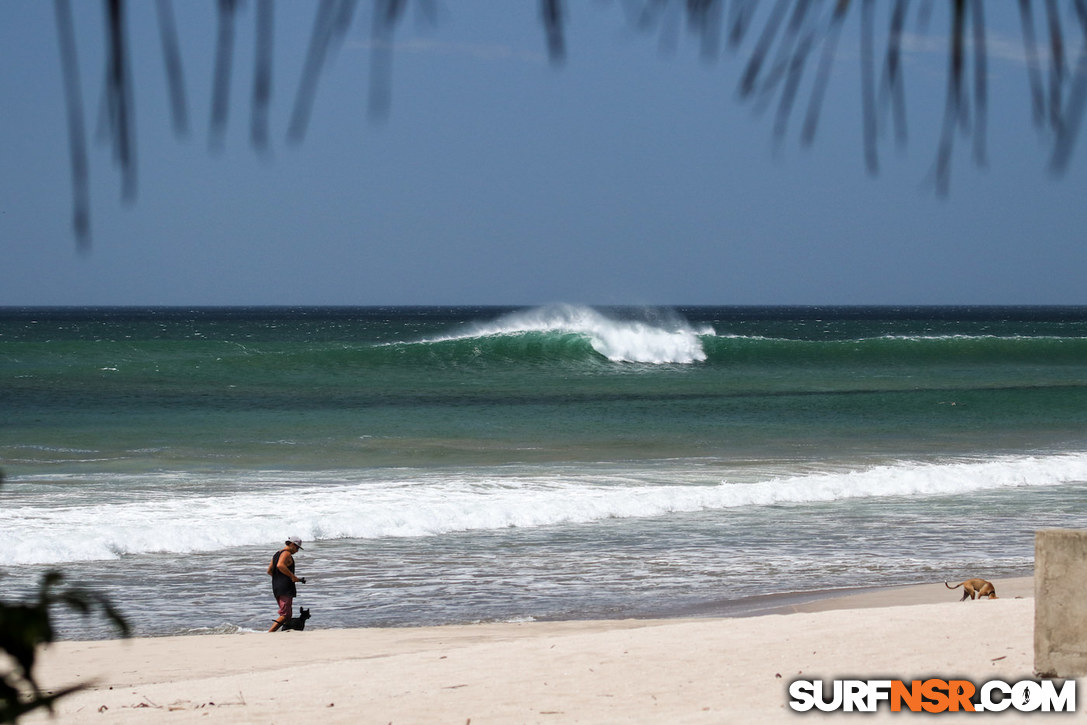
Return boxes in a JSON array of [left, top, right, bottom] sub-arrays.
[[788, 678, 1077, 713]]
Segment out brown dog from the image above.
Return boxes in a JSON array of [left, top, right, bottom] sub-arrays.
[[945, 578, 998, 601]]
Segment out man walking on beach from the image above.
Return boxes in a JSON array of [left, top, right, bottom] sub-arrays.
[[267, 536, 305, 632]]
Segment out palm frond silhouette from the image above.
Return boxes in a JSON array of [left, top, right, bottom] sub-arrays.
[[52, 0, 1086, 248]]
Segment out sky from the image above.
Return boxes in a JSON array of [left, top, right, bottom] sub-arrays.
[[1, 1, 1085, 307]]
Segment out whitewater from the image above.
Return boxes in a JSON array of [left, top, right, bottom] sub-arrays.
[[7, 453, 1087, 567]]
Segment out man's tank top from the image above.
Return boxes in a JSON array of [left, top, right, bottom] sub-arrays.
[[271, 549, 297, 598]]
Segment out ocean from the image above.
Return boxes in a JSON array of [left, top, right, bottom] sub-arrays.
[[3, 304, 1087, 639]]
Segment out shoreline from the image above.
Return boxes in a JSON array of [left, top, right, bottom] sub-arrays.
[[532, 575, 1035, 621], [29, 577, 1038, 723]]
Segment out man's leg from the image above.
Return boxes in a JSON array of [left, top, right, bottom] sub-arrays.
[[269, 596, 292, 631]]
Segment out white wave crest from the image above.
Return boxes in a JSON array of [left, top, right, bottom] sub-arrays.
[[445, 304, 713, 364], [6, 453, 1087, 566]]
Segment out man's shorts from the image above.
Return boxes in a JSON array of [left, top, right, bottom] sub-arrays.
[[276, 595, 293, 618]]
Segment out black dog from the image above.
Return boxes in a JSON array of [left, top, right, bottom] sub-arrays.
[[280, 607, 311, 631]]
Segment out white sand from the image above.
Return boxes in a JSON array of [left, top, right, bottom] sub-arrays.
[[28, 577, 1041, 723]]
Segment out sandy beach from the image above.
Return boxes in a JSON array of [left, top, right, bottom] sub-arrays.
[[26, 577, 1047, 724]]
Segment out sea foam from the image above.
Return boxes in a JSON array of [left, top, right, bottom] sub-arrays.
[[6, 453, 1087, 566]]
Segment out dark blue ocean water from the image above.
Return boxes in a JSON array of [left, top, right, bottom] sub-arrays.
[[3, 305, 1087, 637]]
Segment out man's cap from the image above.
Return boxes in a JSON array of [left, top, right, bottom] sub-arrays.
[[287, 536, 303, 549]]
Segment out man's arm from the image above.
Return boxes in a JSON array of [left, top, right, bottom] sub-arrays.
[[277, 552, 300, 582]]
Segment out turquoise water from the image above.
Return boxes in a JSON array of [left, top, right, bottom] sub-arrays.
[[3, 305, 1087, 637]]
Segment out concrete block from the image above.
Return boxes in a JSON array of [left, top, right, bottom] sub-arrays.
[[1035, 529, 1087, 677]]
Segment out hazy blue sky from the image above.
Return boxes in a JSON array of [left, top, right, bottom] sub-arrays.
[[1, 2, 1084, 306]]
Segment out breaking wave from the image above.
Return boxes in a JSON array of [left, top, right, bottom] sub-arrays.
[[418, 304, 715, 364]]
